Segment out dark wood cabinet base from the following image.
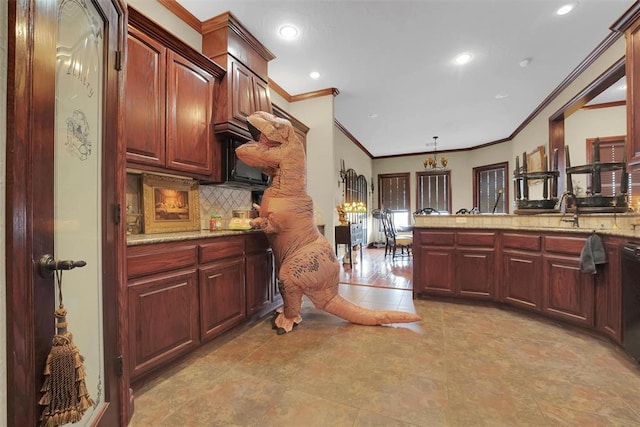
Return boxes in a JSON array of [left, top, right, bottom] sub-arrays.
[[414, 228, 629, 345], [127, 233, 280, 383]]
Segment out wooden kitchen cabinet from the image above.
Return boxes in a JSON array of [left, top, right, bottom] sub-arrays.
[[126, 8, 224, 178], [595, 236, 625, 343], [414, 230, 495, 299], [126, 233, 283, 382], [501, 233, 543, 312], [199, 257, 246, 341], [198, 236, 246, 341], [124, 26, 165, 167], [166, 51, 216, 175], [542, 235, 594, 328], [413, 230, 455, 297], [455, 231, 496, 299], [245, 233, 276, 318], [127, 269, 199, 380], [202, 11, 275, 140], [227, 58, 272, 126], [415, 227, 625, 346], [126, 241, 199, 380]]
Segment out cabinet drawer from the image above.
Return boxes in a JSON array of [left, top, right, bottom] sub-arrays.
[[416, 231, 455, 246], [199, 236, 244, 263], [127, 242, 197, 279], [457, 232, 496, 247], [544, 235, 586, 256], [502, 233, 541, 251]]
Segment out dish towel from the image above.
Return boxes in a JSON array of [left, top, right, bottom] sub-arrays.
[[579, 233, 607, 274]]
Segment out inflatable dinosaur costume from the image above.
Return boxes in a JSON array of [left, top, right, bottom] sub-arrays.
[[236, 111, 421, 334]]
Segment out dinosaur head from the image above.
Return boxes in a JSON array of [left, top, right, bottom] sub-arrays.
[[246, 111, 296, 146], [236, 111, 300, 176]]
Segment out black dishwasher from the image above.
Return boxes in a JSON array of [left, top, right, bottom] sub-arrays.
[[622, 243, 640, 364]]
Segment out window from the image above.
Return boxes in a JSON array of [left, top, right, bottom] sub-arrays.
[[586, 136, 639, 203], [379, 173, 410, 227], [416, 171, 451, 214], [474, 162, 508, 214]]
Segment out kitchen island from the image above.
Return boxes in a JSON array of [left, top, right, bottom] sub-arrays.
[[412, 212, 640, 346]]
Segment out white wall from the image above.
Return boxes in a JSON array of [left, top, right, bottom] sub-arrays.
[[126, 0, 202, 50], [1, 0, 7, 423], [566, 105, 627, 165], [334, 126, 374, 240], [511, 38, 626, 170], [373, 141, 511, 214], [335, 128, 372, 197], [288, 96, 337, 245]]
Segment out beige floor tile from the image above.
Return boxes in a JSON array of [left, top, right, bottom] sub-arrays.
[[131, 282, 640, 427]]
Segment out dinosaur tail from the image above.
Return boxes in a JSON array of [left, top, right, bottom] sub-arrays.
[[321, 294, 421, 326]]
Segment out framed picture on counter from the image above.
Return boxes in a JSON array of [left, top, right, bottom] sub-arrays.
[[142, 173, 200, 234]]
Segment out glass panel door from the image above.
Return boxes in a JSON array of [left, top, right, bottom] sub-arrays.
[[55, 0, 105, 423]]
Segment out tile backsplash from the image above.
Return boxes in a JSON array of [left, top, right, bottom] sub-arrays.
[[126, 173, 253, 232], [199, 185, 252, 229]]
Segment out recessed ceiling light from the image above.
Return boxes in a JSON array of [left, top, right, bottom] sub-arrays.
[[368, 113, 378, 118], [454, 52, 473, 65], [309, 71, 320, 79], [519, 57, 533, 68], [556, 2, 578, 16], [278, 24, 299, 40], [495, 93, 509, 99]]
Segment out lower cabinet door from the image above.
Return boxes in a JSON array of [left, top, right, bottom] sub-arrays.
[[414, 246, 455, 296], [199, 257, 246, 341], [128, 268, 199, 379], [543, 255, 595, 327], [456, 249, 494, 299], [595, 238, 623, 343], [245, 250, 273, 317], [502, 251, 543, 312]]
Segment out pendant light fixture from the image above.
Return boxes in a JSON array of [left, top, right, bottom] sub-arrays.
[[423, 136, 448, 169]]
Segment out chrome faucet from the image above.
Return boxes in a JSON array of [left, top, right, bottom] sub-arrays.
[[559, 191, 580, 228]]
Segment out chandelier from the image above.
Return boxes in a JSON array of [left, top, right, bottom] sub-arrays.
[[423, 136, 448, 169]]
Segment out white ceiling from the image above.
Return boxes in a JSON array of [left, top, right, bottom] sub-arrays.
[[176, 0, 633, 157]]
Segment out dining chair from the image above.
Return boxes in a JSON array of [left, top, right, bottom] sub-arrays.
[[381, 210, 412, 258]]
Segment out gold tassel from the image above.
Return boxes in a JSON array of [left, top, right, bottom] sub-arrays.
[[39, 307, 94, 427]]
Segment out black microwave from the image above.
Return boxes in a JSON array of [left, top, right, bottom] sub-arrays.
[[223, 138, 271, 189]]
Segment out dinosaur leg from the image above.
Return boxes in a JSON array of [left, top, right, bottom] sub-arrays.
[[272, 278, 303, 334]]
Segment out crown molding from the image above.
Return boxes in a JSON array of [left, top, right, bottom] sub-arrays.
[[335, 120, 373, 159]]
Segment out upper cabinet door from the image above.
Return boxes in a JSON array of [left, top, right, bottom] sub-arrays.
[[125, 27, 166, 166], [230, 59, 256, 124], [166, 50, 215, 175], [253, 77, 272, 114]]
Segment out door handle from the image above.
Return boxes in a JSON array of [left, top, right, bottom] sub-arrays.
[[37, 254, 87, 278]]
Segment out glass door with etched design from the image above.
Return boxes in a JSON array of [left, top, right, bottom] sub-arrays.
[[53, 0, 105, 423]]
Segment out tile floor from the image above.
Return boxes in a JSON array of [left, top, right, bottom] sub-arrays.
[[338, 247, 413, 290], [130, 283, 640, 426]]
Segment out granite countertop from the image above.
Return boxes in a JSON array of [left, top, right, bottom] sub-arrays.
[[413, 212, 640, 238], [127, 229, 263, 246]]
